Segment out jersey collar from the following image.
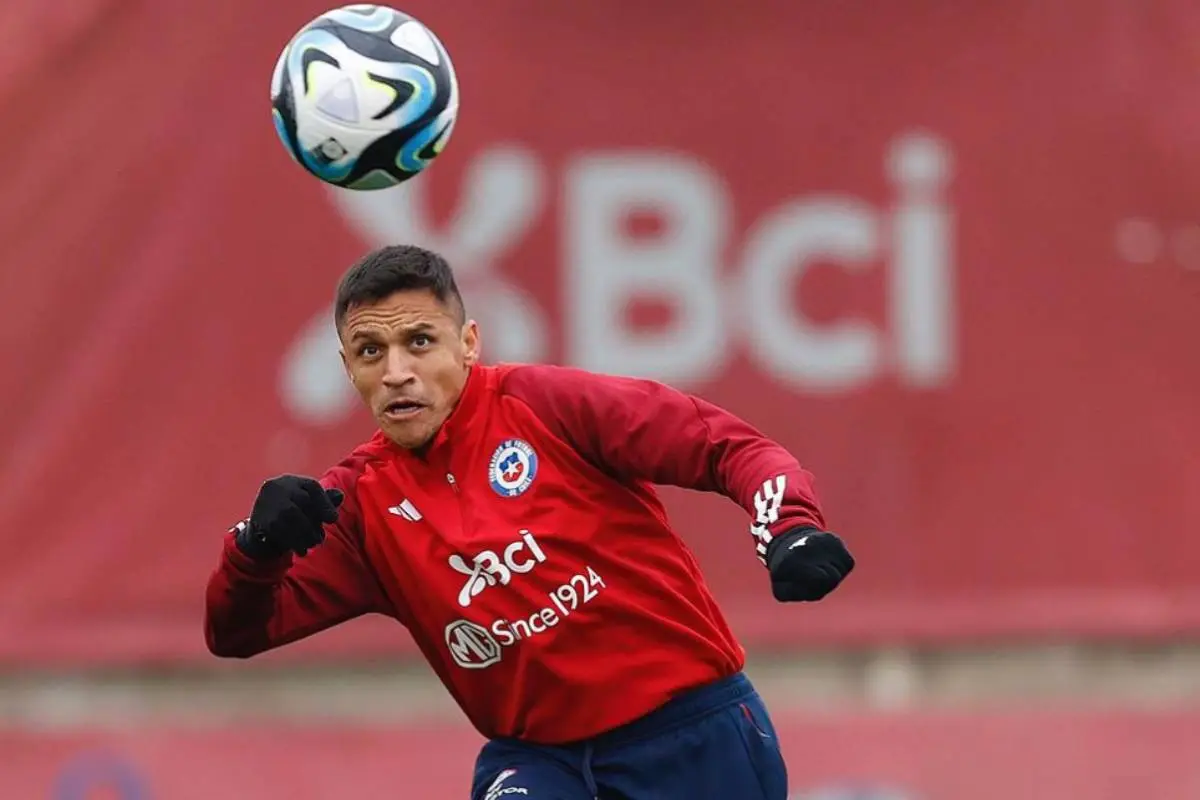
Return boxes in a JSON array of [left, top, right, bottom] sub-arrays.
[[390, 363, 489, 461]]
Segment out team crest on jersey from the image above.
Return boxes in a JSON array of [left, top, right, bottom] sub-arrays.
[[488, 439, 538, 497]]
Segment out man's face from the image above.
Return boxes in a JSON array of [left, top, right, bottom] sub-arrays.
[[339, 289, 479, 449]]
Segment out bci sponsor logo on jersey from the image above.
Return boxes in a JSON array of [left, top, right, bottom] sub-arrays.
[[488, 439, 538, 497], [448, 529, 548, 607]]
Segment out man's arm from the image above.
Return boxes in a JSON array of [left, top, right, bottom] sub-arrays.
[[204, 455, 390, 658], [502, 364, 825, 566]]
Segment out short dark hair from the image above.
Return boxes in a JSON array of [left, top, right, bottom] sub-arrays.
[[334, 244, 464, 332]]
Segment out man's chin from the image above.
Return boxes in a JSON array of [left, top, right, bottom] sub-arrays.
[[378, 415, 435, 450]]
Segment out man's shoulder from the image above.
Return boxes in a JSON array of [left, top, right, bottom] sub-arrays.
[[487, 361, 614, 398], [322, 433, 393, 486], [350, 430, 395, 461]]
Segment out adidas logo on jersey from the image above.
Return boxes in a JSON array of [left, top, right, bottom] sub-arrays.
[[387, 498, 422, 521]]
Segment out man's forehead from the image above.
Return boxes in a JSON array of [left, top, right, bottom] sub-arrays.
[[344, 293, 456, 330]]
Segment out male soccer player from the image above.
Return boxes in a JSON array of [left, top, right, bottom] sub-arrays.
[[205, 245, 855, 799]]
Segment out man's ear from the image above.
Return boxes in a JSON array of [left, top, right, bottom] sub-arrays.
[[462, 320, 481, 366]]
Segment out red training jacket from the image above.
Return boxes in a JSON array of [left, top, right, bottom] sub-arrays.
[[204, 363, 825, 743]]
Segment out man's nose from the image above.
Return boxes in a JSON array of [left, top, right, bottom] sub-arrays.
[[381, 349, 417, 386]]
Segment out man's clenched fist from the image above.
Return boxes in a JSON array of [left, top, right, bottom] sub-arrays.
[[235, 475, 344, 559], [766, 527, 855, 602]]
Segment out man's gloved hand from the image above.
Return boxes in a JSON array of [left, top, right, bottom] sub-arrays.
[[766, 527, 855, 602], [234, 475, 344, 559]]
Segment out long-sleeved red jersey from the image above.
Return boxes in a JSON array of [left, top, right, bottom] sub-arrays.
[[205, 363, 825, 743]]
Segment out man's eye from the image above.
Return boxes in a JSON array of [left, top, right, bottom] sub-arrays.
[[359, 344, 381, 357], [412, 334, 433, 348]]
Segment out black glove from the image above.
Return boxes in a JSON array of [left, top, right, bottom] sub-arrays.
[[234, 475, 344, 560], [767, 526, 854, 602]]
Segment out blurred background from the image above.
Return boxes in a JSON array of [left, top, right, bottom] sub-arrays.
[[2, 0, 1199, 797]]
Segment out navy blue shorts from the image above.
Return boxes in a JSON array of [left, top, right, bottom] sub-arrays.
[[471, 672, 788, 799]]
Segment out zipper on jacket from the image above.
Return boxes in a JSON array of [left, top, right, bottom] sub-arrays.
[[446, 471, 467, 539]]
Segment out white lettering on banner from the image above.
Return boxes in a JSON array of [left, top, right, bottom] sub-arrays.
[[888, 136, 955, 387], [740, 198, 880, 388], [444, 567, 608, 669], [565, 154, 729, 384], [449, 530, 547, 607], [293, 132, 956, 425], [567, 134, 955, 391], [750, 475, 787, 566]]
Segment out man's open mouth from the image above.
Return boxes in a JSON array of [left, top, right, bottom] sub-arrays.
[[382, 400, 426, 418]]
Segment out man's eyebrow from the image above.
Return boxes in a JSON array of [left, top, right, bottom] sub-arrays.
[[349, 321, 436, 341]]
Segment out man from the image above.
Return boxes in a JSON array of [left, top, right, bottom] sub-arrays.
[[205, 244, 855, 799]]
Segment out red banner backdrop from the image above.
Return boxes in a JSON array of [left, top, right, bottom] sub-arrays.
[[1, 0, 1198, 665], [4, 708, 1199, 799]]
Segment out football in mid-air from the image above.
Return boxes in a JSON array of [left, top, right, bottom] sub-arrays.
[[270, 4, 458, 190]]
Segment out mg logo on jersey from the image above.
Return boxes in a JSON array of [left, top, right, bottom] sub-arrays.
[[488, 439, 538, 497], [444, 619, 502, 669], [449, 529, 548, 607]]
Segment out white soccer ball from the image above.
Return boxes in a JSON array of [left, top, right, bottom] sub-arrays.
[[270, 4, 459, 190]]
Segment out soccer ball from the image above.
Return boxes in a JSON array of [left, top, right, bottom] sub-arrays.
[[270, 4, 459, 190]]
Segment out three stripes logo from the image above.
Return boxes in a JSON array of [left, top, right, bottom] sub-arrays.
[[387, 498, 422, 522], [750, 475, 787, 566]]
